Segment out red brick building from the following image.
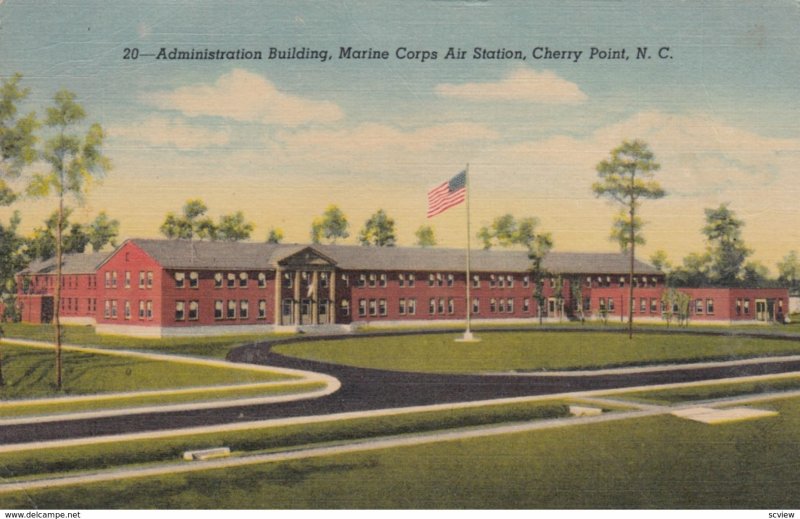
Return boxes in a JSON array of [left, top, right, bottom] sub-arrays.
[[15, 239, 790, 337]]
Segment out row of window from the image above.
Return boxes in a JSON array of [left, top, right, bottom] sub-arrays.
[[280, 272, 331, 289], [104, 271, 154, 289], [60, 297, 96, 313], [355, 297, 534, 317], [587, 276, 661, 288], [104, 299, 153, 320]]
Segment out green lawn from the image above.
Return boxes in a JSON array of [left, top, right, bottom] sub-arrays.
[[5, 397, 800, 508], [0, 344, 292, 399], [0, 400, 569, 481], [615, 375, 800, 405], [1, 323, 288, 358], [273, 331, 800, 373]]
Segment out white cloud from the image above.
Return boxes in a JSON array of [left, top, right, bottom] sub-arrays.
[[435, 67, 587, 104], [146, 69, 343, 126], [107, 115, 231, 149]]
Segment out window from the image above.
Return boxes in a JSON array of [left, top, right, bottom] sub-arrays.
[[284, 272, 293, 288], [189, 271, 199, 288], [340, 300, 350, 317], [706, 299, 714, 314], [146, 271, 153, 288], [214, 273, 223, 288], [341, 273, 349, 287], [111, 300, 118, 319], [319, 299, 328, 316], [640, 298, 647, 313], [489, 275, 497, 288], [619, 276, 625, 288], [523, 298, 530, 313], [438, 298, 445, 314], [507, 298, 514, 313], [257, 272, 267, 288], [358, 299, 367, 317], [379, 299, 387, 316], [736, 298, 742, 316], [214, 300, 224, 320], [429, 298, 436, 315], [490, 298, 497, 313], [586, 276, 593, 288], [428, 274, 435, 287], [239, 272, 248, 288], [105, 272, 111, 288], [472, 275, 480, 289], [124, 271, 131, 288], [599, 298, 606, 312], [695, 299, 703, 314], [507, 275, 514, 288], [447, 298, 454, 314], [175, 272, 185, 288], [227, 300, 236, 319], [472, 298, 480, 314], [523, 275, 530, 288], [650, 298, 658, 313], [175, 301, 185, 321], [111, 271, 118, 288], [145, 301, 153, 319], [398, 273, 405, 287], [124, 301, 131, 320], [358, 274, 367, 288], [227, 273, 236, 288], [379, 274, 387, 288], [257, 300, 266, 319], [608, 298, 615, 313], [320, 272, 329, 289], [189, 301, 199, 320], [408, 274, 415, 287], [436, 273, 444, 287], [399, 298, 406, 315], [240, 300, 249, 319], [282, 299, 292, 317], [368, 299, 377, 316], [498, 276, 505, 289], [138, 300, 145, 319], [368, 273, 377, 288], [104, 300, 110, 318], [498, 298, 506, 313], [447, 274, 454, 287], [407, 298, 416, 315]]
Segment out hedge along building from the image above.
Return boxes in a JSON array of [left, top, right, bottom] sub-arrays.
[[15, 238, 789, 337]]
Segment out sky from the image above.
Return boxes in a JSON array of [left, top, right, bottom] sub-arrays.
[[0, 0, 799, 271]]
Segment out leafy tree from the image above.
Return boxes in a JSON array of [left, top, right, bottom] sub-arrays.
[[668, 252, 711, 287], [27, 89, 110, 390], [216, 211, 253, 241], [266, 227, 284, 244], [527, 232, 554, 324], [742, 261, 769, 288], [592, 140, 664, 338], [311, 205, 349, 244], [160, 199, 216, 240], [0, 73, 38, 386], [358, 209, 396, 247], [649, 250, 672, 273], [0, 73, 38, 206], [0, 212, 27, 316], [479, 214, 541, 250], [778, 250, 800, 294], [86, 211, 119, 252], [414, 225, 436, 248], [703, 204, 750, 286]]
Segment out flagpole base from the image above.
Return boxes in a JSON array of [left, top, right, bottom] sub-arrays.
[[455, 330, 480, 343]]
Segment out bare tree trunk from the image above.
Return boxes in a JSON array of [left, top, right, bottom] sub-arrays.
[[55, 192, 63, 390], [628, 203, 635, 339]]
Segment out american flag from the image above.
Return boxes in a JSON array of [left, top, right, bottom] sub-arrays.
[[427, 170, 467, 218]]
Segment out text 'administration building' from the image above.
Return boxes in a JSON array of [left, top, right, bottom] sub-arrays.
[[16, 238, 789, 337]]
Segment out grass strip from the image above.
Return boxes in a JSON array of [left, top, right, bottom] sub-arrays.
[[0, 381, 326, 419], [0, 400, 570, 480], [614, 376, 800, 405]]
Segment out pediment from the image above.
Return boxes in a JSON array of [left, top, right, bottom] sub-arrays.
[[278, 247, 337, 268]]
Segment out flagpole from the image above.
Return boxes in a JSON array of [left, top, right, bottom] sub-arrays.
[[460, 163, 478, 342]]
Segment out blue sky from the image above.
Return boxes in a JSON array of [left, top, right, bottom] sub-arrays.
[[1, 0, 799, 269]]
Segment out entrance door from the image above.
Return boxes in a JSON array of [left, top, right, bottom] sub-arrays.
[[41, 296, 54, 324], [755, 299, 768, 321], [300, 298, 313, 325]]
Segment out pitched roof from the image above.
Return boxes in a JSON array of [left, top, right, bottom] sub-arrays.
[[125, 239, 660, 275], [21, 252, 110, 275]]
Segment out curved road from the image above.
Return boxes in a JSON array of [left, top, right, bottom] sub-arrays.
[[3, 344, 800, 445]]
